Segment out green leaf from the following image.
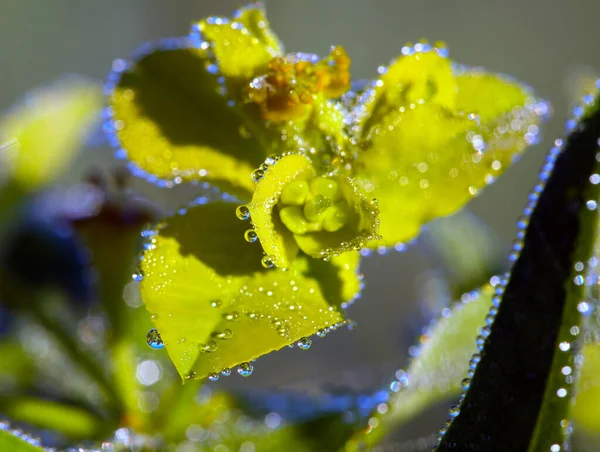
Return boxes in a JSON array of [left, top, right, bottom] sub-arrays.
[[107, 41, 272, 195], [352, 47, 547, 249], [0, 429, 43, 452], [140, 201, 358, 380], [0, 76, 101, 191], [434, 94, 600, 450], [0, 397, 105, 440], [346, 285, 493, 450], [0, 341, 36, 390]]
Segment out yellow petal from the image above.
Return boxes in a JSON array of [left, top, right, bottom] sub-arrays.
[[106, 39, 270, 195], [355, 70, 547, 248], [232, 3, 283, 56], [455, 69, 538, 123], [197, 5, 280, 80], [354, 44, 455, 135]]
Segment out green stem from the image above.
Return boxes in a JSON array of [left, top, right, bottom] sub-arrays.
[[160, 379, 203, 442]]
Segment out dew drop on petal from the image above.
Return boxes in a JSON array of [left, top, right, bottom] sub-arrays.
[[244, 229, 258, 243], [238, 362, 254, 377], [261, 255, 275, 268], [251, 169, 264, 182], [297, 337, 312, 350], [223, 311, 239, 321], [208, 372, 219, 381], [146, 328, 164, 350], [215, 329, 233, 340], [204, 341, 218, 352], [236, 205, 251, 220], [265, 154, 280, 165]]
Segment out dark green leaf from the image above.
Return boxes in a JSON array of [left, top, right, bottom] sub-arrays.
[[436, 99, 600, 450]]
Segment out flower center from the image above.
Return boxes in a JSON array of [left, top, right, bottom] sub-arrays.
[[278, 177, 349, 235], [246, 46, 351, 122]]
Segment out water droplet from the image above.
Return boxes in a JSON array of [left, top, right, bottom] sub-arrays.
[[261, 255, 275, 268], [222, 368, 231, 376], [204, 341, 218, 352], [297, 337, 312, 350], [238, 362, 254, 377], [449, 405, 460, 417], [461, 378, 471, 390], [346, 320, 358, 331], [210, 300, 222, 308], [236, 205, 250, 220], [265, 154, 279, 165], [244, 229, 258, 243], [476, 335, 486, 350], [223, 311, 239, 321], [251, 169, 264, 182], [185, 372, 196, 381], [208, 372, 219, 381], [469, 354, 481, 369], [316, 328, 327, 337], [214, 329, 233, 340], [146, 328, 164, 350]]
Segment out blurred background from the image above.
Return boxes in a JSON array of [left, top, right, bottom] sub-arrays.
[[2, 0, 600, 449]]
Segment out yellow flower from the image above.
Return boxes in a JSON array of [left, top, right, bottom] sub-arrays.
[[104, 4, 547, 380]]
